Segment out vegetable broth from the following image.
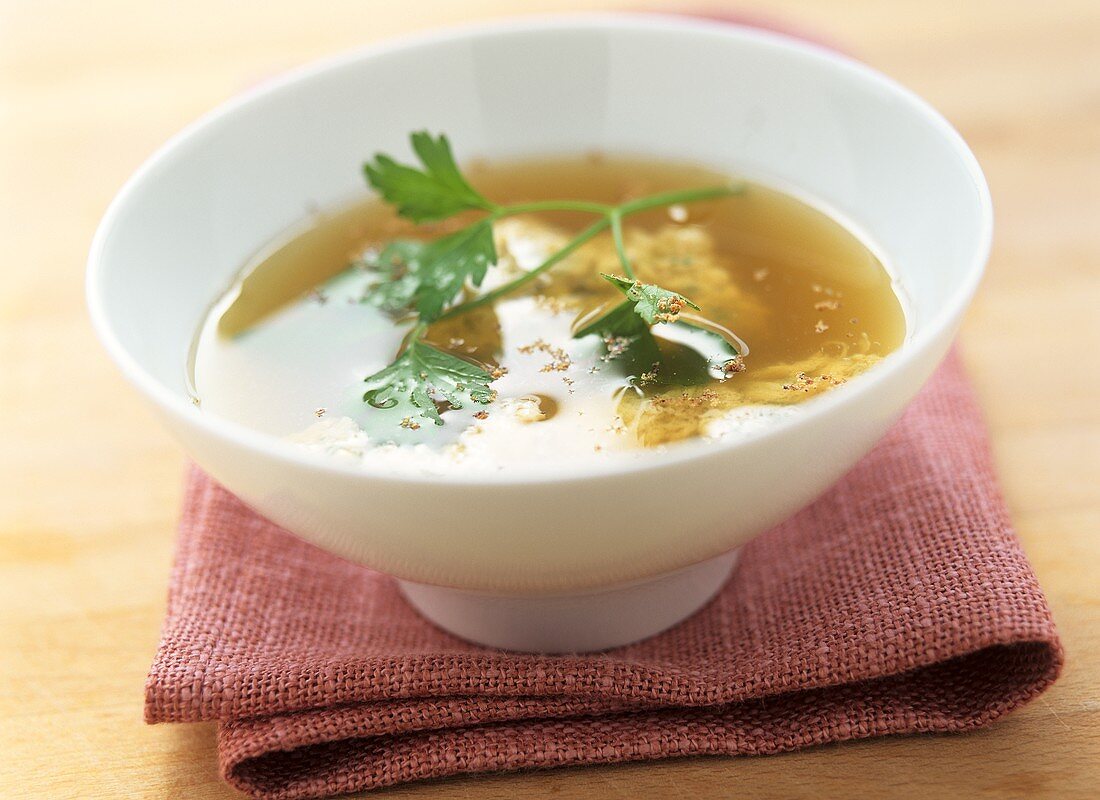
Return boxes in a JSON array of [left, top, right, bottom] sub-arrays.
[[191, 155, 906, 472]]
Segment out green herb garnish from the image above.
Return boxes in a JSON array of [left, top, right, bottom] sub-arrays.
[[600, 274, 700, 325], [570, 275, 699, 366], [360, 131, 742, 426], [362, 337, 494, 424], [363, 132, 495, 222], [362, 222, 496, 322]]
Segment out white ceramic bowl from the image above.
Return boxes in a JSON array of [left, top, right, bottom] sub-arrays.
[[87, 14, 991, 652]]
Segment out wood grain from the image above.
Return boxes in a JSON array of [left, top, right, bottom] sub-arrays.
[[1, 1, 1098, 797]]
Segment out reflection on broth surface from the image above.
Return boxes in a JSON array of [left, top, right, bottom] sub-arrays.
[[191, 155, 906, 473]]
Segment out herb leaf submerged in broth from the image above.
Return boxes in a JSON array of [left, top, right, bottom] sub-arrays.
[[358, 240, 423, 313], [362, 337, 494, 425], [571, 275, 709, 365], [572, 299, 650, 341], [572, 298, 663, 368], [361, 221, 497, 322]]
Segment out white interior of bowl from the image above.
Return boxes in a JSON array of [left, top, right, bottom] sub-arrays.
[[88, 14, 991, 484]]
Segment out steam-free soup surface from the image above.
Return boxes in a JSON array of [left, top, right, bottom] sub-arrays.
[[191, 155, 906, 473]]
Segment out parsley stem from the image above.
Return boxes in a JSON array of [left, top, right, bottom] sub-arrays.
[[618, 183, 744, 216], [436, 216, 611, 322], [400, 320, 430, 352], [494, 199, 612, 217], [433, 184, 742, 325], [608, 210, 636, 280], [493, 185, 742, 221]]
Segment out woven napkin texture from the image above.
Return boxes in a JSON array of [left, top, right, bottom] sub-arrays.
[[145, 351, 1062, 798]]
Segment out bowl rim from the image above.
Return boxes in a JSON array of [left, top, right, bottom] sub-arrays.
[[86, 12, 993, 487]]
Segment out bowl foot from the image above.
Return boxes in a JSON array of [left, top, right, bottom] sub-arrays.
[[396, 549, 740, 653]]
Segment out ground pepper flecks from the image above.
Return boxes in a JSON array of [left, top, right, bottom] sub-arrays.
[[517, 338, 573, 372]]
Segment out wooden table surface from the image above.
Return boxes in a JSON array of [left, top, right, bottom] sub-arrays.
[[2, 1, 1098, 797]]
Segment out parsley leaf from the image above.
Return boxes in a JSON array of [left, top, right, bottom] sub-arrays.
[[574, 299, 743, 387], [363, 131, 496, 222], [574, 280, 723, 378], [358, 240, 423, 313], [572, 299, 662, 365], [362, 220, 497, 322], [572, 299, 649, 340], [601, 274, 700, 324], [362, 338, 494, 425]]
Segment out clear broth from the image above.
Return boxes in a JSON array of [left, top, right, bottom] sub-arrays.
[[192, 155, 906, 466]]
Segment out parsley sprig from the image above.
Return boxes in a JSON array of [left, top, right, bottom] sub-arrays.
[[363, 131, 496, 222], [601, 274, 700, 325], [359, 132, 743, 426], [362, 335, 494, 424], [362, 222, 497, 322]]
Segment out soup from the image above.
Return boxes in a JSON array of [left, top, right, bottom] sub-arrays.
[[191, 151, 905, 474]]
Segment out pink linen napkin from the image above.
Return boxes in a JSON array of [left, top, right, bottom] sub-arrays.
[[145, 351, 1062, 798]]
